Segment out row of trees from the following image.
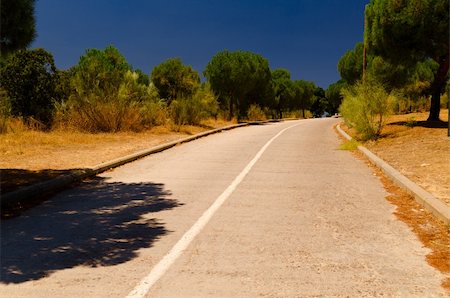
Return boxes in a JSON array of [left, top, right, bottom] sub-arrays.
[[0, 45, 325, 131], [336, 0, 448, 139]]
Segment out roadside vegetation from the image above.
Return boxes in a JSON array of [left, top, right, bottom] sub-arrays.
[[334, 0, 448, 140]]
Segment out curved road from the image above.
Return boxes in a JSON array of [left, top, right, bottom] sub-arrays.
[[1, 118, 445, 297]]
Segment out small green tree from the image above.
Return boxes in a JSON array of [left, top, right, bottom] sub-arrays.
[[151, 58, 200, 104], [0, 48, 58, 126], [67, 46, 150, 132], [340, 80, 394, 140], [0, 0, 36, 58]]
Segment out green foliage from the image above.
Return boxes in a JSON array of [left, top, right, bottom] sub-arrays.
[[0, 88, 11, 133], [0, 48, 58, 126], [204, 50, 272, 120], [151, 58, 200, 104], [325, 80, 346, 114], [134, 69, 150, 86], [65, 46, 151, 132], [169, 83, 219, 126], [340, 81, 394, 140], [246, 104, 267, 121], [339, 139, 360, 151], [338, 43, 364, 85], [310, 87, 327, 117], [271, 68, 295, 118], [293, 80, 316, 117], [366, 0, 449, 121], [0, 0, 36, 57]]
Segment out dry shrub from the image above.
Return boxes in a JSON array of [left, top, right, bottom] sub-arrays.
[[246, 104, 267, 121]]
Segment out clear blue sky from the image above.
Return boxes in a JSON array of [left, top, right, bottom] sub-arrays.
[[32, 0, 368, 89]]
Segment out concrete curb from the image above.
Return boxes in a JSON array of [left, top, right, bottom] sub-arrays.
[[336, 124, 450, 226], [1, 122, 258, 208]]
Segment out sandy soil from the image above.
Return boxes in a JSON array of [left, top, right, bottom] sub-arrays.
[[345, 109, 449, 206]]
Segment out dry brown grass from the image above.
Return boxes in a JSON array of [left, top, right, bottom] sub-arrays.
[[0, 119, 235, 194], [365, 109, 449, 206]]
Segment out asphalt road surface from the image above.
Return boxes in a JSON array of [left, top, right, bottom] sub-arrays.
[[1, 118, 446, 297]]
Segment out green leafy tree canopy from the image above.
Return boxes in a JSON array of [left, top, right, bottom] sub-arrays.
[[151, 58, 200, 104], [366, 0, 449, 121], [0, 48, 58, 125], [0, 0, 36, 58]]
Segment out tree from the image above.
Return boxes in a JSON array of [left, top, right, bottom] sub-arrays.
[[204, 50, 272, 120], [0, 48, 58, 126], [151, 58, 200, 104], [338, 43, 364, 85], [366, 0, 449, 121], [0, 0, 36, 58], [310, 87, 327, 117], [271, 69, 295, 118], [325, 80, 347, 115], [71, 46, 131, 100], [293, 80, 316, 118]]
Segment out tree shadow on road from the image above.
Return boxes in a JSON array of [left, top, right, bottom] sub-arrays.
[[0, 178, 181, 284]]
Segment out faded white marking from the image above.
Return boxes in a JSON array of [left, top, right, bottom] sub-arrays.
[[126, 123, 301, 298]]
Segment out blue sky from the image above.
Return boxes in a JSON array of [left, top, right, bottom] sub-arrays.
[[32, 0, 368, 88]]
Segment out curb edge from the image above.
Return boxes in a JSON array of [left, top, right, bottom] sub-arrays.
[[336, 123, 450, 226]]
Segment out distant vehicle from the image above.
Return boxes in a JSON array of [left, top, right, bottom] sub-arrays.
[[332, 113, 341, 118]]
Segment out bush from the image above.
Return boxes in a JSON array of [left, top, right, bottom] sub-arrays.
[[0, 48, 59, 127], [0, 88, 11, 133], [247, 104, 267, 121], [64, 47, 151, 132], [170, 97, 204, 126], [340, 81, 393, 140]]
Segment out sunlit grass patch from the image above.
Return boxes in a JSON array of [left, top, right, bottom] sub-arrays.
[[339, 139, 360, 151]]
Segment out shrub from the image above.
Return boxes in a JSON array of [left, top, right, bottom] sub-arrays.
[[340, 81, 393, 140], [65, 47, 151, 132], [247, 104, 267, 121], [0, 48, 59, 127], [170, 97, 205, 126], [0, 88, 11, 133]]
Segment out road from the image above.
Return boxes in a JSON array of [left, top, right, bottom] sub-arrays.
[[1, 118, 445, 297]]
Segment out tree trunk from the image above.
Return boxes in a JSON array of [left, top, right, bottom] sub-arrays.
[[228, 94, 234, 121], [428, 54, 449, 121], [302, 108, 305, 119]]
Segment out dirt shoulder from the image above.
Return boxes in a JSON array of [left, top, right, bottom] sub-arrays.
[[0, 120, 235, 194], [343, 109, 449, 207]]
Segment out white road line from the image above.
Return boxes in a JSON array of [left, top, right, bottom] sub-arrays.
[[125, 122, 302, 298]]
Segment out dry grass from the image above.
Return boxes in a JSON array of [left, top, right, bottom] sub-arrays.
[[341, 109, 449, 207], [0, 119, 235, 194], [365, 109, 449, 206]]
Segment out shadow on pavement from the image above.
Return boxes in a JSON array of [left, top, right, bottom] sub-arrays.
[[1, 178, 181, 284]]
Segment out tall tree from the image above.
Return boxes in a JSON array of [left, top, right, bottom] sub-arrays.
[[293, 80, 316, 118], [151, 58, 200, 104], [271, 68, 295, 118], [0, 48, 58, 125], [325, 80, 347, 115], [0, 0, 36, 57], [204, 50, 272, 120], [338, 43, 364, 85], [366, 0, 449, 121]]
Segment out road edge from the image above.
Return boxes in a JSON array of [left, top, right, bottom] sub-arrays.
[[336, 123, 450, 227], [1, 122, 256, 208]]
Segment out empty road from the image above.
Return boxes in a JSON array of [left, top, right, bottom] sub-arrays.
[[1, 118, 445, 297]]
